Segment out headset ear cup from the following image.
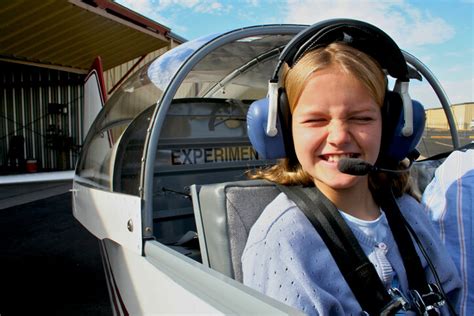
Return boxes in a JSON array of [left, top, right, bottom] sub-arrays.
[[247, 98, 287, 159], [380, 92, 425, 162], [403, 99, 425, 156]]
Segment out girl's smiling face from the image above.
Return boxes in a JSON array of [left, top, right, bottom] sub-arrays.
[[292, 66, 382, 192]]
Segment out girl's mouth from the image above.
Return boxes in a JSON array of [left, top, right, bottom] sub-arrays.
[[320, 153, 360, 163]]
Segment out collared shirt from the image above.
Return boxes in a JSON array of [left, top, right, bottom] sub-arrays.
[[422, 148, 474, 316]]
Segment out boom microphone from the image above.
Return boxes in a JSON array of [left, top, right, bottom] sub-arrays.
[[337, 158, 412, 176]]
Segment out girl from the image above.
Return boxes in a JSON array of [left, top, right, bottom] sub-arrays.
[[242, 41, 461, 315]]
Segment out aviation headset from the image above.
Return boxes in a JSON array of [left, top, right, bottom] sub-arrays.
[[247, 19, 425, 164]]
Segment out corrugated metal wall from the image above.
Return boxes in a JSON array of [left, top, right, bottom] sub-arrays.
[[0, 44, 176, 174], [0, 61, 84, 172]]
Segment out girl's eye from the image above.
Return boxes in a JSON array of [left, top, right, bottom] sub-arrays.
[[303, 118, 326, 124], [352, 116, 374, 122]]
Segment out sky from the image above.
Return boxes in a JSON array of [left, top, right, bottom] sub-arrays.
[[116, 0, 473, 106]]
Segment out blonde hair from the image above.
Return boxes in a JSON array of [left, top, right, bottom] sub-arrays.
[[249, 42, 415, 199], [284, 43, 386, 112]]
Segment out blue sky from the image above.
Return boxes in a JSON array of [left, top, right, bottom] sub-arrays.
[[117, 0, 473, 106]]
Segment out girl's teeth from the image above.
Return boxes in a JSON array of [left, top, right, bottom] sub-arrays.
[[327, 154, 351, 162]]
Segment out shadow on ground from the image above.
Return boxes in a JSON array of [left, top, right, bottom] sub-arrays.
[[0, 193, 112, 315]]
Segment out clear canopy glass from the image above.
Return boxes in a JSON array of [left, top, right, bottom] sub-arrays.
[[75, 28, 299, 193]]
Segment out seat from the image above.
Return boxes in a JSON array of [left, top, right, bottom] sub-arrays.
[[190, 180, 280, 282], [411, 159, 445, 194]]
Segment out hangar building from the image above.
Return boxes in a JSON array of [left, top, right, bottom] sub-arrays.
[[0, 0, 184, 174]]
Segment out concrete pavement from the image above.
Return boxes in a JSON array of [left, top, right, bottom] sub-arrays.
[[0, 192, 111, 315]]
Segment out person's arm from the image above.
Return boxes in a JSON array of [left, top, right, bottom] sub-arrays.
[[421, 149, 474, 316]]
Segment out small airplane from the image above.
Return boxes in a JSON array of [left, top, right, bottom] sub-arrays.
[[72, 23, 461, 315]]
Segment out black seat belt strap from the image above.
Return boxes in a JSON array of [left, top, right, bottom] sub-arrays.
[[277, 184, 394, 315], [381, 191, 444, 315], [305, 187, 368, 263], [382, 191, 428, 291]]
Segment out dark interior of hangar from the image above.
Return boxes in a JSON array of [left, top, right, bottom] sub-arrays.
[[0, 61, 85, 173]]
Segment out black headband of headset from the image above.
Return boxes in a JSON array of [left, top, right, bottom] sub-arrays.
[[271, 19, 409, 82]]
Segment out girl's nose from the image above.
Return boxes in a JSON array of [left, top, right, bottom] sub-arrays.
[[327, 120, 351, 145]]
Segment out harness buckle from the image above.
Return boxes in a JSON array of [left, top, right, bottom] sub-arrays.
[[409, 283, 445, 315], [379, 288, 411, 316]]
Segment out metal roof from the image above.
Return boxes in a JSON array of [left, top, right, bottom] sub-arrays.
[[0, 0, 184, 73]]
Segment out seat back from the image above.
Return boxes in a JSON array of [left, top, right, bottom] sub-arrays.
[[411, 159, 445, 194], [191, 180, 279, 282]]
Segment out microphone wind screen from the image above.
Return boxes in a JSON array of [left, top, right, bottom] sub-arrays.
[[337, 158, 373, 176]]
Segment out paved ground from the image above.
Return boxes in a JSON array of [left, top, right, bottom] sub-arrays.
[[0, 193, 112, 316]]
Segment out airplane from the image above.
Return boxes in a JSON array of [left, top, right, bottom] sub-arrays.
[[71, 23, 462, 315]]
